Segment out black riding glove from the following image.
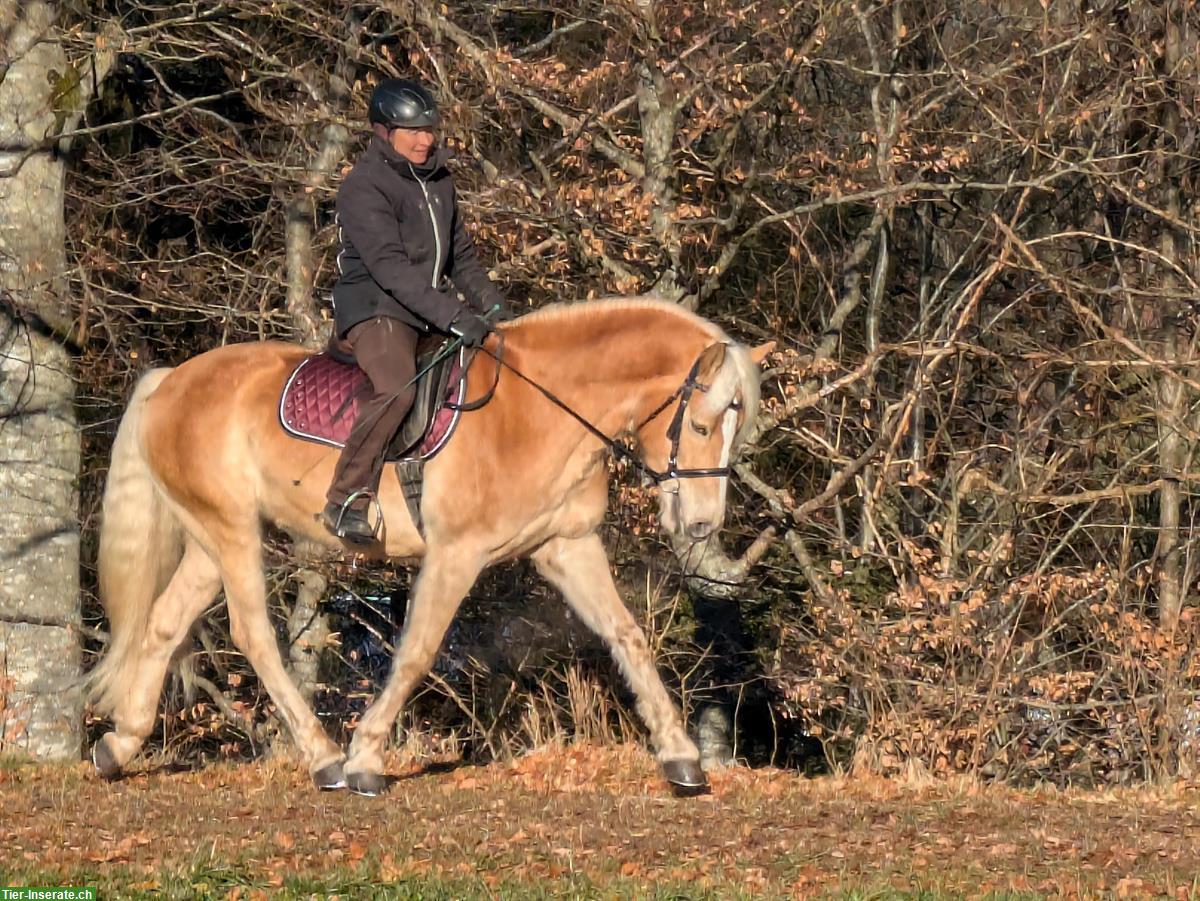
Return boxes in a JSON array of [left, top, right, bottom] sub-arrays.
[[449, 311, 492, 347]]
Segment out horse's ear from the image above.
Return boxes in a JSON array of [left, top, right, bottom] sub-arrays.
[[696, 342, 728, 382], [748, 341, 776, 367]]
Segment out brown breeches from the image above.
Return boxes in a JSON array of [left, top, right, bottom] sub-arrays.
[[327, 315, 419, 505]]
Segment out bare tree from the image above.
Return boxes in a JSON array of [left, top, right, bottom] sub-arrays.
[[0, 0, 116, 759]]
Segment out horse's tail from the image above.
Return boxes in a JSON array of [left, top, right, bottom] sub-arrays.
[[87, 368, 184, 717]]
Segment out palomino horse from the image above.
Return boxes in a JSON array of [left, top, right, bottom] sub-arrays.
[[88, 298, 772, 796]]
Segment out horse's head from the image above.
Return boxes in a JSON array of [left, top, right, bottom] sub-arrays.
[[642, 339, 774, 541]]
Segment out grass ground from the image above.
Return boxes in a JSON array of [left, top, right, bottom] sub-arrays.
[[2, 743, 1198, 899]]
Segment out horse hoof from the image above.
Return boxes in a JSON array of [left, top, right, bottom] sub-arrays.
[[312, 760, 346, 791], [346, 770, 387, 797], [663, 759, 709, 797], [91, 736, 122, 781]]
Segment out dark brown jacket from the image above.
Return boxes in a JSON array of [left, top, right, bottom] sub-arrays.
[[331, 136, 503, 336]]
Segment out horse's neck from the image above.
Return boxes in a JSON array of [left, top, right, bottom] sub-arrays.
[[511, 350, 645, 433], [505, 322, 702, 436]]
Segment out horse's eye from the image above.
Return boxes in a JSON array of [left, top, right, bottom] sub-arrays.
[[730, 400, 742, 412], [690, 420, 710, 437]]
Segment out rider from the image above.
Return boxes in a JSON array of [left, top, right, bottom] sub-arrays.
[[323, 78, 505, 543]]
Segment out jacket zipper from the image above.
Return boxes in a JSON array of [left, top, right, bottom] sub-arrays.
[[410, 164, 442, 289]]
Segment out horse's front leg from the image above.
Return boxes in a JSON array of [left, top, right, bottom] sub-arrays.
[[343, 548, 483, 796], [532, 533, 707, 796]]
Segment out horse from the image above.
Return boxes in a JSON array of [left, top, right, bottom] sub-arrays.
[[87, 297, 773, 796]]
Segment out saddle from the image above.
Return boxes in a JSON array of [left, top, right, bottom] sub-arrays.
[[278, 336, 470, 533]]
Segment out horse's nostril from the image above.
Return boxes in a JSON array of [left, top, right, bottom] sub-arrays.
[[688, 521, 713, 540]]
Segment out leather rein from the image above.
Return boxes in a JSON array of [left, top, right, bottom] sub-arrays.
[[469, 338, 735, 488]]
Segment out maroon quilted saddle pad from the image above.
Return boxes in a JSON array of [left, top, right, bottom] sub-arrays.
[[278, 349, 466, 461]]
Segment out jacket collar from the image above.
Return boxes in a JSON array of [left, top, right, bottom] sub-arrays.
[[371, 134, 449, 179]]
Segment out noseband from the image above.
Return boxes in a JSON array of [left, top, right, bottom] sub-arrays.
[[484, 346, 734, 487]]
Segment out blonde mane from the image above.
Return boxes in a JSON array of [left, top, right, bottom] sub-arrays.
[[515, 295, 727, 339], [510, 296, 760, 445]]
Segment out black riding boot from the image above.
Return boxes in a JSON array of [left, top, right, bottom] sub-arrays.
[[323, 497, 375, 544]]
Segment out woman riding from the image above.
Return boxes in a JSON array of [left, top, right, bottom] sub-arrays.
[[324, 78, 506, 543]]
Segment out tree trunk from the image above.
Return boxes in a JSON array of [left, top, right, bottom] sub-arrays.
[[285, 122, 350, 348], [0, 0, 81, 760], [286, 564, 330, 705], [1155, 0, 1186, 632], [281, 71, 351, 702]]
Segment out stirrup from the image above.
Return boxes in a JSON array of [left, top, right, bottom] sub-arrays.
[[330, 489, 383, 543]]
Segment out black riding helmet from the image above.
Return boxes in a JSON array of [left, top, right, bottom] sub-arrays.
[[368, 78, 439, 129]]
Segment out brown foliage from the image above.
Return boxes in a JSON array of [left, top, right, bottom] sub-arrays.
[[775, 565, 1200, 785]]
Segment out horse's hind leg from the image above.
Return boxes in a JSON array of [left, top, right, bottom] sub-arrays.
[[533, 533, 707, 796], [343, 549, 482, 796], [216, 537, 346, 788], [93, 539, 222, 777]]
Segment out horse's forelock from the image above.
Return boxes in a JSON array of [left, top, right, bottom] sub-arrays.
[[699, 342, 761, 446]]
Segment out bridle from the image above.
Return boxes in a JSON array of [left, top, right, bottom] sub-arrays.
[[479, 344, 736, 489], [647, 353, 738, 487]]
